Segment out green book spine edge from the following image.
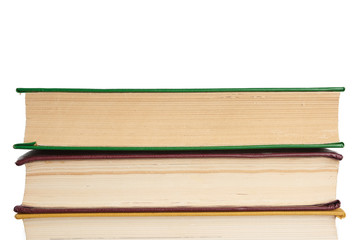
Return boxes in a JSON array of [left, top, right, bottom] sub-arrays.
[[16, 87, 345, 93], [13, 142, 345, 151]]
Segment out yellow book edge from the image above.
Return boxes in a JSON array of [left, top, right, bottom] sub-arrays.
[[16, 208, 346, 219]]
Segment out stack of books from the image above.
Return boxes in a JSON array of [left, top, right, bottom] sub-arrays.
[[14, 87, 345, 240]]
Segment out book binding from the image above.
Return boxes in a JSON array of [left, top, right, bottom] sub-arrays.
[[16, 87, 346, 93], [14, 200, 341, 214], [13, 142, 345, 152]]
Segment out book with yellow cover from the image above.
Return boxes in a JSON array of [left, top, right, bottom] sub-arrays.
[[15, 209, 345, 240]]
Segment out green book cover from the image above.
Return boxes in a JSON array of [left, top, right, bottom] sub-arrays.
[[15, 87, 344, 151], [16, 87, 345, 93], [13, 142, 344, 151]]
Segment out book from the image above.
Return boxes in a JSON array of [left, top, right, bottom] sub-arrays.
[[15, 209, 345, 240], [15, 150, 342, 210], [14, 87, 344, 150]]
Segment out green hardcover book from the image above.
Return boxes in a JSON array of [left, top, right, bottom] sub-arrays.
[[15, 87, 344, 151]]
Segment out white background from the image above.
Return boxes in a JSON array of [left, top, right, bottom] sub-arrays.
[[0, 1, 359, 239]]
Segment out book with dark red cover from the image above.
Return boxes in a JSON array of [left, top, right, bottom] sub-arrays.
[[15, 149, 342, 214]]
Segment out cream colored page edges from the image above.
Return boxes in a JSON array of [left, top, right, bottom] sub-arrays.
[[23, 157, 338, 208], [24, 92, 340, 147], [23, 215, 337, 240]]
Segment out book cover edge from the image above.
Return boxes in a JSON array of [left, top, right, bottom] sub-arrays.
[[15, 208, 346, 219], [13, 142, 345, 152], [16, 87, 346, 93]]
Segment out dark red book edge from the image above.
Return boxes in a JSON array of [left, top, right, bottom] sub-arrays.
[[16, 149, 343, 166], [14, 200, 341, 214]]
